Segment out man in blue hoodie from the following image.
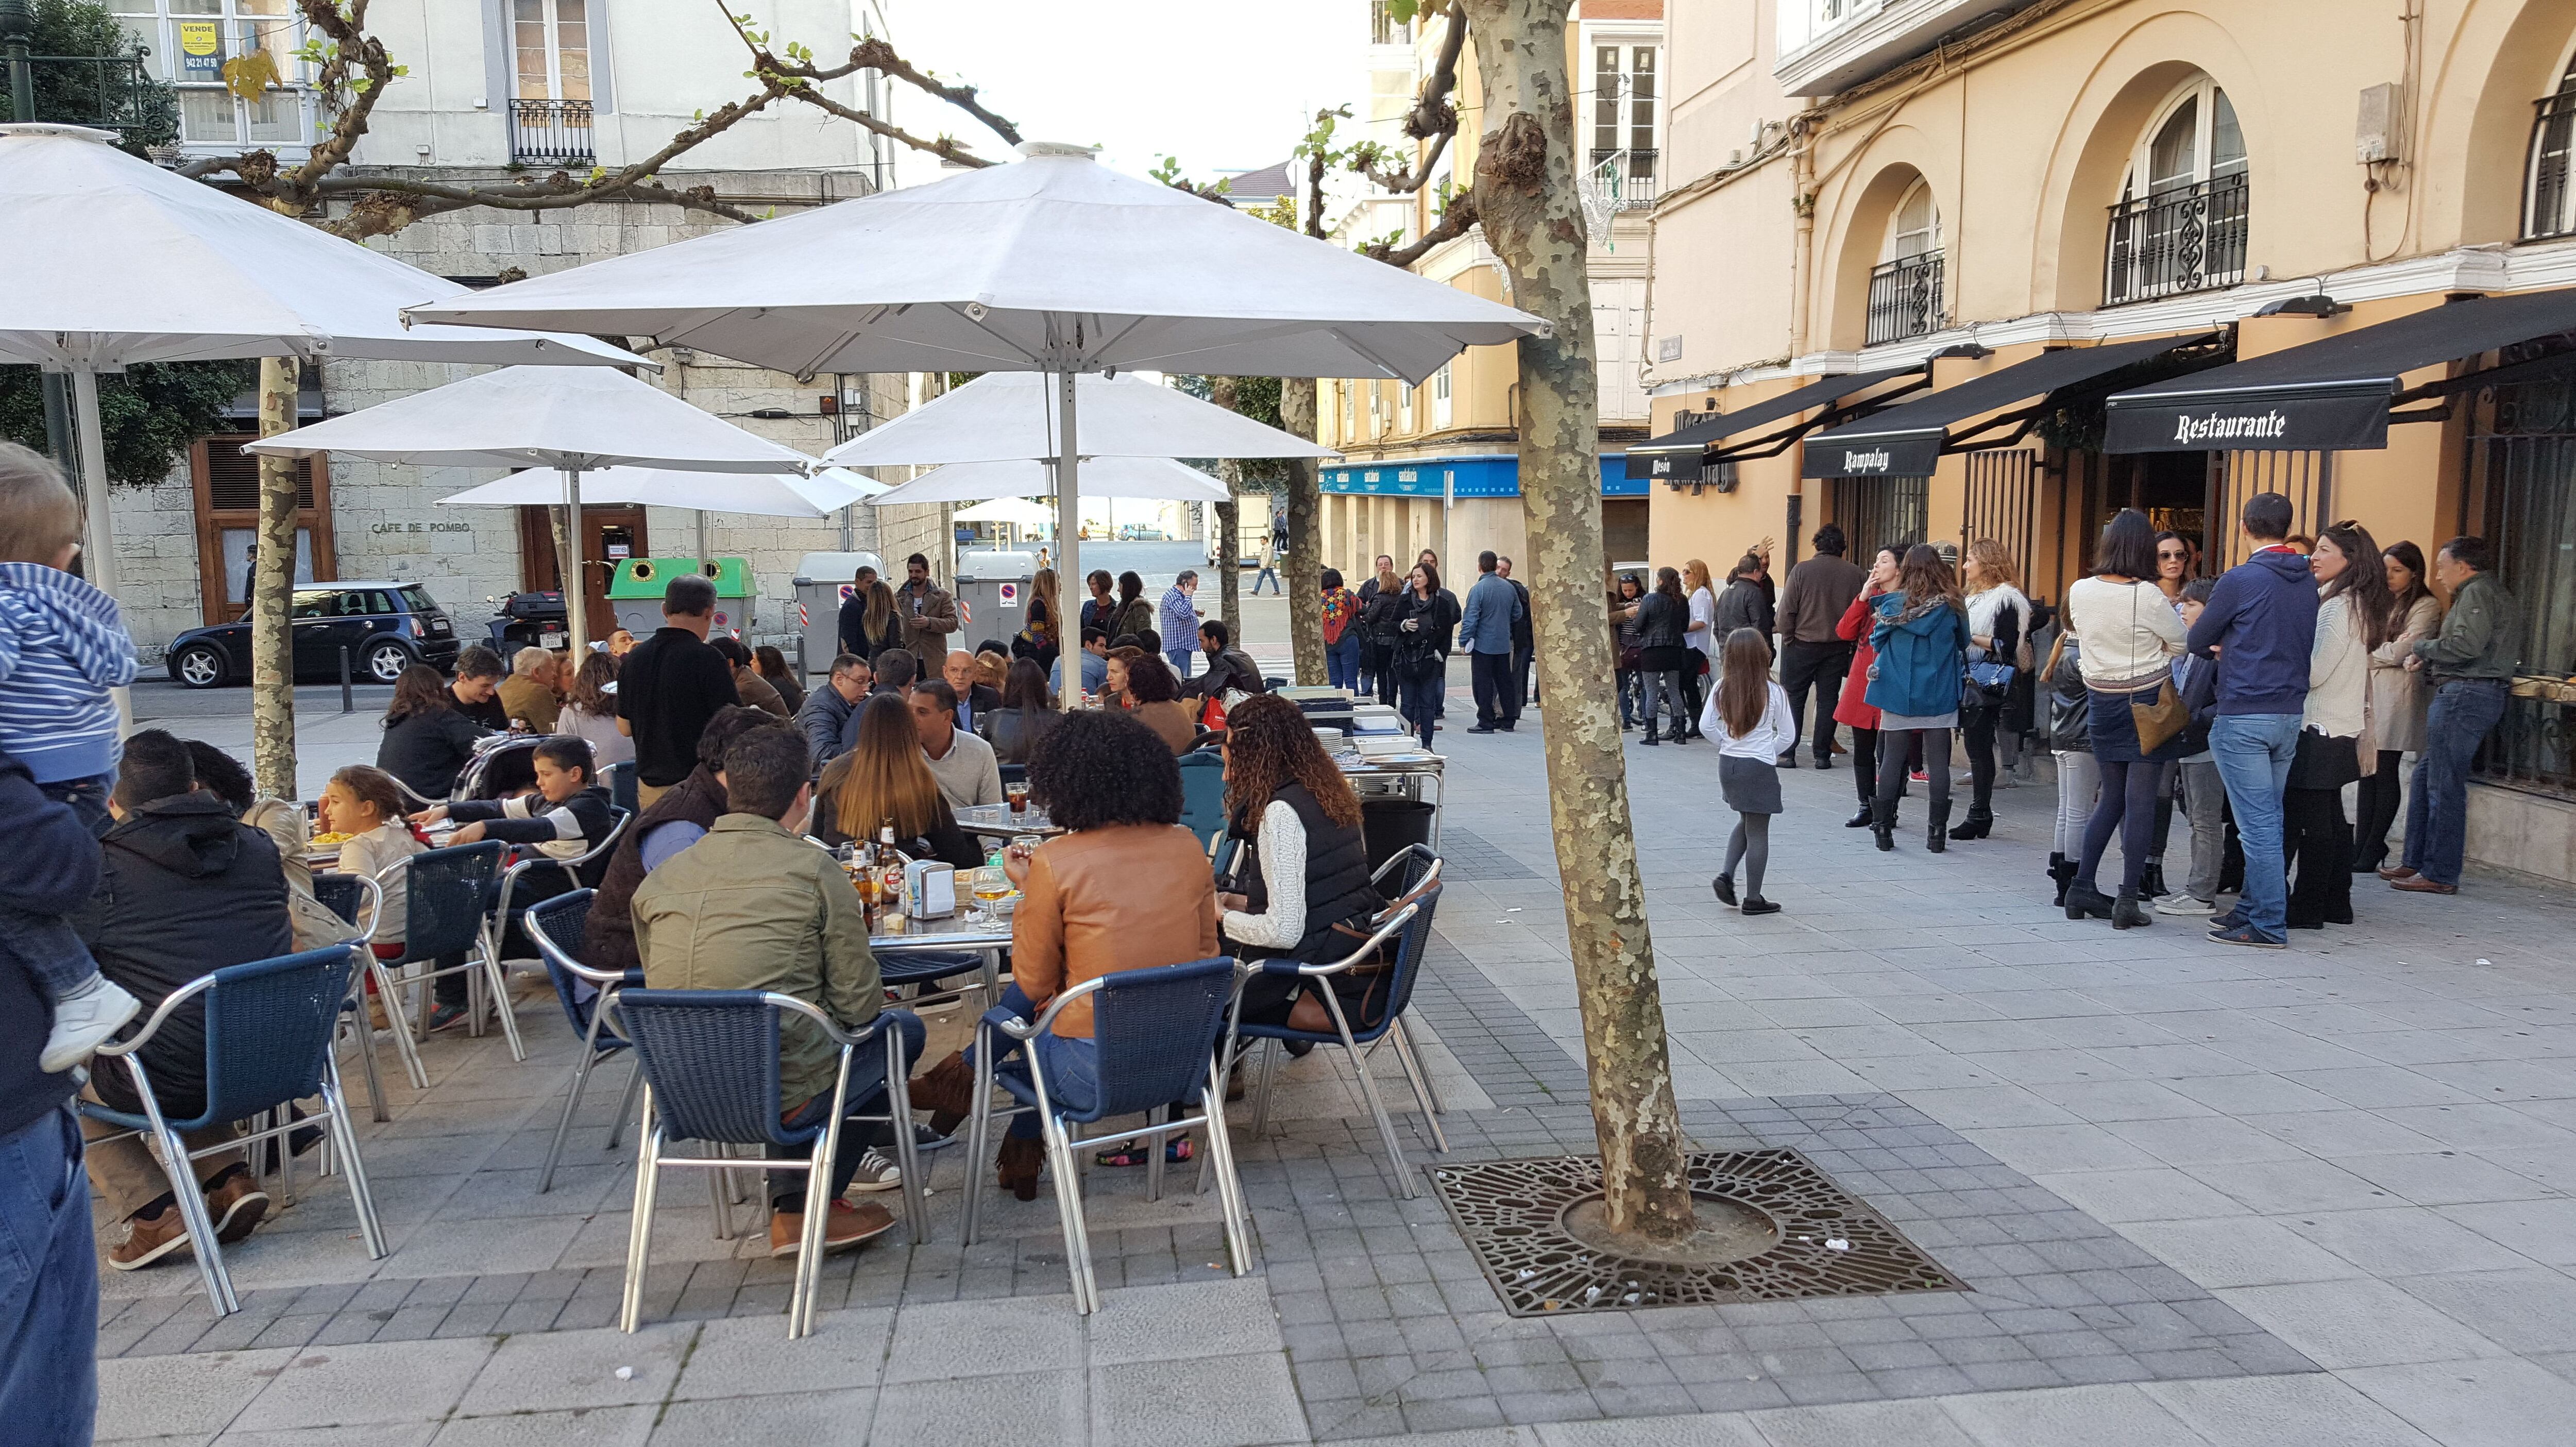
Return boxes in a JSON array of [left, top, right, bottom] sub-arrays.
[[2185, 493, 2317, 948]]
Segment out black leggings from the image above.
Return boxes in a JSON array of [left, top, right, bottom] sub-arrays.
[[1876, 728, 1950, 808], [1723, 814, 1770, 896], [1850, 726, 1879, 807], [1679, 667, 1705, 736], [2284, 786, 2354, 926], [1962, 705, 1998, 816], [2078, 756, 2162, 895], [2353, 749, 2405, 868]]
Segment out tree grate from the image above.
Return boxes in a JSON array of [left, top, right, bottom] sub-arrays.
[[1427, 1148, 1965, 1317]]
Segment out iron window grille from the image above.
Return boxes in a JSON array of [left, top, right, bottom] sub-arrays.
[[1866, 250, 1944, 345], [509, 97, 593, 166]]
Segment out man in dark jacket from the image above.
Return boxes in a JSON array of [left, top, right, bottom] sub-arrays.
[[1181, 619, 1267, 702], [2185, 492, 2318, 948], [75, 731, 292, 1270], [798, 654, 872, 765], [1496, 557, 1535, 718], [1774, 525, 1868, 768], [0, 747, 104, 1440], [617, 575, 740, 810], [2391, 535, 2523, 896]]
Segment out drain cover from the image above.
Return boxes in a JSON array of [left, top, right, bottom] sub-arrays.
[[1428, 1148, 1962, 1317]]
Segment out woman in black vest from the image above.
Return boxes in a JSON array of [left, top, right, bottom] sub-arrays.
[[1217, 695, 1384, 1031]]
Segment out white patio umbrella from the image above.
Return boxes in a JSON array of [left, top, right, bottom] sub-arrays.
[[824, 371, 1337, 467], [952, 497, 1055, 526], [435, 461, 884, 516], [0, 124, 642, 604], [249, 366, 809, 656], [406, 140, 1543, 598], [865, 455, 1228, 508]]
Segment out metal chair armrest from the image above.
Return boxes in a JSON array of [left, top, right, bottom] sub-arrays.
[[1283, 901, 1416, 977], [759, 992, 918, 1052], [90, 971, 220, 1059]]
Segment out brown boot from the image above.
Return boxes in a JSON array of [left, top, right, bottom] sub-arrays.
[[203, 1168, 270, 1245], [108, 1204, 193, 1271], [908, 1052, 979, 1135], [996, 1136, 1043, 1202]]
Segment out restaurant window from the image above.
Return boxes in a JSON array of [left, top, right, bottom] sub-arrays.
[[189, 430, 333, 625], [1867, 179, 1944, 345], [1591, 44, 1659, 206], [109, 0, 314, 153], [2469, 375, 2576, 798], [2105, 76, 2249, 306], [2524, 55, 2576, 241]]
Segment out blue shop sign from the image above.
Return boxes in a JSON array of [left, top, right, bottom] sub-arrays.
[[1321, 454, 1641, 499]]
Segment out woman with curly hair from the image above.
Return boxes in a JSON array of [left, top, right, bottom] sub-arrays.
[[1108, 644, 1197, 752], [905, 710, 1218, 1200], [1216, 693, 1385, 1030]]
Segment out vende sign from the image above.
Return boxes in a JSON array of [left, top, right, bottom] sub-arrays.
[[2171, 409, 2289, 444]]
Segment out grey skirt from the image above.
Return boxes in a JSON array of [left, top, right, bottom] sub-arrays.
[[1719, 753, 1783, 815]]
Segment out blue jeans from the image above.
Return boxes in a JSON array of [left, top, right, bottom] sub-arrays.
[[2403, 679, 2509, 887], [1397, 659, 1443, 751], [2209, 713, 2302, 940], [977, 985, 1099, 1141], [1164, 646, 1195, 681], [0, 1105, 96, 1447], [767, 1011, 926, 1206], [1251, 565, 1279, 594], [1326, 632, 1362, 691]]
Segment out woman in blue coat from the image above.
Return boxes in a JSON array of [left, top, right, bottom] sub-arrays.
[[1866, 544, 1972, 853]]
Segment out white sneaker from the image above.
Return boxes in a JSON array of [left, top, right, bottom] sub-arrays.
[[41, 978, 141, 1074], [2155, 894, 2217, 917], [847, 1147, 902, 1192]]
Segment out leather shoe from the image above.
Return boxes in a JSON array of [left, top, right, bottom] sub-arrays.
[[2389, 876, 2458, 895], [997, 1136, 1044, 1202], [768, 1199, 896, 1258], [1710, 874, 1737, 906], [108, 1204, 193, 1271], [2377, 864, 2418, 881], [204, 1169, 270, 1245]]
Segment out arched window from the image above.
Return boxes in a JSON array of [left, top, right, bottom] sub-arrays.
[[2525, 53, 2576, 240], [1867, 178, 1944, 345], [2105, 76, 2250, 305]]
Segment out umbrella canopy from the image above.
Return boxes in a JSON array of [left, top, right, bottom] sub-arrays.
[[0, 123, 643, 608], [436, 462, 884, 517], [867, 456, 1228, 507], [953, 497, 1055, 526], [405, 141, 1547, 591], [251, 366, 808, 656], [825, 371, 1335, 467]]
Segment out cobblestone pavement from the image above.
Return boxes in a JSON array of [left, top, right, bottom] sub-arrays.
[[92, 706, 2576, 1445]]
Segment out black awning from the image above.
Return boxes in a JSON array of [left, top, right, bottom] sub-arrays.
[[1802, 333, 2219, 478], [1626, 364, 1922, 480], [2103, 289, 2576, 453]]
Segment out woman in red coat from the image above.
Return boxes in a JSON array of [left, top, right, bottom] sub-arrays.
[[1834, 546, 1902, 828]]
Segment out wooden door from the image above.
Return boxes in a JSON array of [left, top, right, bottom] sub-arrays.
[[191, 432, 334, 625], [517, 504, 648, 640]]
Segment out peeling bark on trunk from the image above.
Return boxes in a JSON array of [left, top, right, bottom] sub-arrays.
[[1459, 0, 1698, 1243], [1278, 377, 1326, 685], [1210, 377, 1243, 637], [249, 357, 299, 800]]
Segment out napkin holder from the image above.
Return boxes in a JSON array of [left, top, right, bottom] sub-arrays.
[[905, 860, 957, 918]]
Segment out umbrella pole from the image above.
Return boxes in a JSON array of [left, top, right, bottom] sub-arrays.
[[565, 465, 589, 661], [69, 368, 131, 727], [1055, 370, 1080, 604]]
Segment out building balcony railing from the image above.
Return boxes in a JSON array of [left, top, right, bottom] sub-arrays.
[[2525, 89, 2576, 242], [2104, 173, 2249, 308], [1588, 148, 1658, 210], [510, 98, 595, 166], [1866, 249, 1944, 345]]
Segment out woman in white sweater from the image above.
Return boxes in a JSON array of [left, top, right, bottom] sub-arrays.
[[1700, 627, 1795, 915], [2353, 540, 2442, 873], [2061, 510, 2189, 928], [2285, 521, 2392, 929], [1953, 539, 2031, 843]]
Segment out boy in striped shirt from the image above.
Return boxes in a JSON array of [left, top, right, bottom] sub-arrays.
[[0, 444, 142, 1071]]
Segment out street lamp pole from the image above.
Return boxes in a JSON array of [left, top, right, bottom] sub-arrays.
[[2, 0, 86, 482]]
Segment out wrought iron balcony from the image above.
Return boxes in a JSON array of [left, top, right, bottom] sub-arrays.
[[2526, 89, 2576, 241], [2104, 173, 2249, 307], [509, 98, 594, 166], [1587, 148, 1658, 210], [10, 51, 163, 136], [1866, 249, 1944, 345]]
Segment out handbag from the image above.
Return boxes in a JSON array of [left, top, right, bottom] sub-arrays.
[[2124, 582, 2188, 753]]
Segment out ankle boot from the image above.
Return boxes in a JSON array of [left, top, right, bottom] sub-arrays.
[[996, 1136, 1043, 1202], [2052, 857, 2076, 908], [2111, 891, 2153, 930], [1642, 720, 1661, 746], [1870, 800, 1896, 852], [908, 1051, 979, 1136], [1948, 808, 1993, 842], [1844, 804, 1874, 828], [1925, 801, 1951, 854], [2063, 878, 2116, 920], [2046, 850, 2067, 887], [2138, 862, 2168, 899]]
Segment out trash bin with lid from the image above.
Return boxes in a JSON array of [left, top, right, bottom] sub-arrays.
[[607, 558, 754, 640], [953, 549, 1039, 652], [789, 550, 886, 675]]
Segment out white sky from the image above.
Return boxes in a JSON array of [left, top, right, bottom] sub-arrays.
[[880, 0, 1370, 188]]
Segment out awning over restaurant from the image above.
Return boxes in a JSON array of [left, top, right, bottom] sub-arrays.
[[1625, 364, 1924, 480], [1802, 332, 2222, 478], [2102, 289, 2576, 454]]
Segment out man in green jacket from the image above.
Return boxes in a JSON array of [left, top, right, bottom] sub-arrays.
[[632, 727, 919, 1257], [2388, 535, 2523, 896]]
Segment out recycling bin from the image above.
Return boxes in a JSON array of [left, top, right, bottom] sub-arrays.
[[789, 550, 887, 674], [954, 549, 1039, 652], [607, 557, 754, 639]]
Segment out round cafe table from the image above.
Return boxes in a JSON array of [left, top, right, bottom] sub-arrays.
[[951, 802, 1067, 839]]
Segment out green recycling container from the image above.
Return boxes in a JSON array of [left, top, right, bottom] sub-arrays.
[[607, 558, 754, 637]]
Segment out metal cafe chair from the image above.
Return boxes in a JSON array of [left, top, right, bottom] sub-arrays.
[[1231, 887, 1448, 1200], [960, 956, 1253, 1315], [372, 839, 505, 1052], [476, 809, 634, 1052], [310, 870, 419, 1119], [521, 890, 649, 1193], [612, 990, 926, 1338], [605, 760, 638, 816], [75, 947, 389, 1317]]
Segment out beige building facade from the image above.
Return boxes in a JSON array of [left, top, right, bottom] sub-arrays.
[[1642, 0, 2576, 882]]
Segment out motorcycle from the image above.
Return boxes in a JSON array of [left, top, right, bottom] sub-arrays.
[[484, 591, 569, 653]]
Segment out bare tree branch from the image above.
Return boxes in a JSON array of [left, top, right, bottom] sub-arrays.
[[749, 77, 996, 169], [765, 35, 1024, 148], [722, 4, 1019, 169], [1361, 190, 1478, 268], [1352, 5, 1466, 194]]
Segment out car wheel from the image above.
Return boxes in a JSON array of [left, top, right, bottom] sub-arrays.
[[172, 643, 230, 689], [363, 642, 415, 684]]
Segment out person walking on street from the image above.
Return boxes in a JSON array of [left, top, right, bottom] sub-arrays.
[[893, 554, 960, 659], [1865, 545, 1971, 851], [2157, 580, 2228, 918], [1252, 516, 1285, 595], [2387, 535, 2522, 896], [616, 575, 740, 810], [2283, 521, 2387, 930], [1702, 628, 1794, 916], [1321, 569, 1362, 692], [2354, 541, 2442, 873], [2044, 622, 2096, 906], [1158, 571, 1203, 680], [1775, 524, 1867, 769], [1497, 556, 1534, 717], [1391, 562, 1458, 753], [1680, 559, 1719, 741], [1460, 551, 1524, 734], [1362, 558, 1406, 708], [1834, 548, 1896, 826], [835, 564, 882, 660], [2186, 492, 2320, 948], [1952, 539, 2030, 841], [1635, 568, 1694, 746], [1611, 571, 1646, 729], [2063, 511, 2189, 928], [1355, 556, 1397, 699]]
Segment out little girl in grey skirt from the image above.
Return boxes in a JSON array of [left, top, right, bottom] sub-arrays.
[[1700, 627, 1796, 915]]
